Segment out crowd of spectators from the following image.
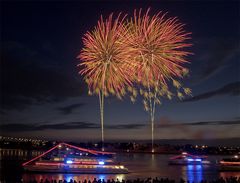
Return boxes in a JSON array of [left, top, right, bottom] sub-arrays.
[[21, 176, 240, 183]]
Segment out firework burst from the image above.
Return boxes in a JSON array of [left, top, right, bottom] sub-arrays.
[[128, 8, 192, 84], [77, 9, 193, 151], [78, 13, 135, 99], [77, 13, 135, 150], [127, 8, 192, 152]]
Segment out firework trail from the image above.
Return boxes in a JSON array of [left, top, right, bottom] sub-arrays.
[[77, 13, 135, 151], [127, 8, 192, 152]]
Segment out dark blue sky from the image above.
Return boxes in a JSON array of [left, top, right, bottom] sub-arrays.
[[1, 1, 239, 141]]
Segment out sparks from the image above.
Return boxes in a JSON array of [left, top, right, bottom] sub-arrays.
[[77, 13, 135, 150], [126, 8, 193, 152], [78, 13, 135, 99]]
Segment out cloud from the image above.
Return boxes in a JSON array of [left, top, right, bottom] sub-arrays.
[[0, 121, 98, 132], [155, 119, 240, 139], [0, 110, 6, 115], [183, 82, 240, 102], [186, 121, 240, 126], [157, 120, 240, 128], [38, 122, 98, 130], [1, 119, 239, 133], [156, 119, 240, 128], [201, 42, 238, 80], [0, 41, 86, 111], [0, 123, 35, 132], [107, 124, 146, 129], [191, 38, 240, 83], [0, 121, 148, 133], [57, 103, 86, 115]]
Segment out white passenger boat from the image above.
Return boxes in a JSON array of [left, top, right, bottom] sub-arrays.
[[22, 142, 128, 174], [169, 152, 210, 165]]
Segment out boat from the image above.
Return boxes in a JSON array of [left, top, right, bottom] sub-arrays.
[[218, 155, 240, 171], [22, 142, 128, 174], [169, 152, 210, 165]]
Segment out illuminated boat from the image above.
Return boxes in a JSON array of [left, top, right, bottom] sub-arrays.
[[22, 142, 128, 174], [218, 155, 240, 171], [169, 152, 210, 165]]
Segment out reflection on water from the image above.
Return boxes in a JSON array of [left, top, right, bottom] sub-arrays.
[[181, 164, 204, 182], [185, 165, 202, 183], [220, 172, 240, 179], [22, 173, 126, 182], [1, 149, 240, 183], [0, 148, 43, 160]]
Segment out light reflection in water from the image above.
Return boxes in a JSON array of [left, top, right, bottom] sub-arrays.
[[22, 173, 126, 182], [0, 149, 43, 159], [116, 174, 125, 181], [99, 174, 106, 181], [220, 172, 240, 179], [186, 165, 202, 183], [65, 175, 73, 182]]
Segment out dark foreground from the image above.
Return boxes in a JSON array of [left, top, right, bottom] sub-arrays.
[[21, 177, 240, 183]]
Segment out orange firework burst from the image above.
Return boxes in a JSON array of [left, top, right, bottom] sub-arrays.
[[77, 9, 193, 151], [77, 13, 135, 150], [128, 8, 192, 85], [78, 13, 135, 99], [126, 8, 192, 153]]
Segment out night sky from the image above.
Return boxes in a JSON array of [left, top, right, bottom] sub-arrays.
[[1, 1, 239, 142]]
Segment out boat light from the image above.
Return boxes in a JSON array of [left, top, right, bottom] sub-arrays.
[[120, 165, 124, 169], [187, 158, 202, 162], [99, 161, 105, 165], [66, 160, 73, 164]]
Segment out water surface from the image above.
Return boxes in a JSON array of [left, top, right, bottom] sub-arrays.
[[1, 149, 239, 182]]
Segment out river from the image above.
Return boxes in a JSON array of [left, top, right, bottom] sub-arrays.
[[0, 149, 239, 182]]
